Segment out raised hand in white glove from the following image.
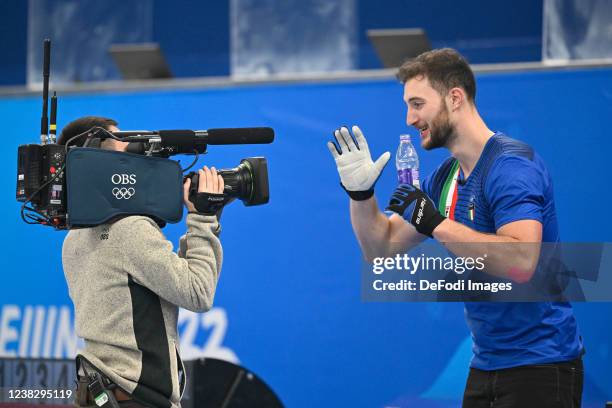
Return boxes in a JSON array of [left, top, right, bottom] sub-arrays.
[[327, 125, 391, 201]]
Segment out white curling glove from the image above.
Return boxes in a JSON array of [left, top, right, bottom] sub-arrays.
[[327, 125, 391, 200]]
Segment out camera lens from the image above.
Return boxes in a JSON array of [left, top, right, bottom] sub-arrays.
[[187, 157, 269, 206]]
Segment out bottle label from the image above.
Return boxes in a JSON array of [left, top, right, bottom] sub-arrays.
[[398, 168, 420, 187]]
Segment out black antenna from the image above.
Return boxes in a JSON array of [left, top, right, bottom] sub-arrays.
[[49, 91, 57, 143], [40, 39, 51, 144]]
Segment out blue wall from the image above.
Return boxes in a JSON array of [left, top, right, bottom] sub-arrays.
[[0, 0, 543, 85], [152, 0, 230, 77], [358, 0, 543, 67], [0, 1, 27, 85], [1, 67, 611, 407]]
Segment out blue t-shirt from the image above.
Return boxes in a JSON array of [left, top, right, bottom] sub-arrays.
[[420, 133, 583, 370]]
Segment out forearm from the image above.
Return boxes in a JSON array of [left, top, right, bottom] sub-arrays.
[[433, 219, 540, 282], [350, 197, 392, 261], [179, 214, 223, 310], [350, 197, 423, 261]]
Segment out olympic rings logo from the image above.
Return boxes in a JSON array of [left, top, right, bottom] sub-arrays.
[[112, 187, 136, 200]]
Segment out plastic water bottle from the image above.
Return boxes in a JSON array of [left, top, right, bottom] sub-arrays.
[[396, 134, 420, 188]]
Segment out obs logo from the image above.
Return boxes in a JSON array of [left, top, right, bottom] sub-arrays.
[[111, 174, 136, 185], [111, 173, 136, 200]]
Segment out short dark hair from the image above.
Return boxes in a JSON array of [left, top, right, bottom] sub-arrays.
[[397, 48, 476, 102], [57, 116, 118, 147]]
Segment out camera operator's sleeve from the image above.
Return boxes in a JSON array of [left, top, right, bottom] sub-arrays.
[[178, 236, 188, 258], [115, 213, 222, 312]]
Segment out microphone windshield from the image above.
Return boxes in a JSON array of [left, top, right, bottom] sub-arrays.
[[206, 127, 274, 145]]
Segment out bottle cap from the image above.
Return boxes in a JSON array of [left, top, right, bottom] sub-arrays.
[[400, 134, 411, 141]]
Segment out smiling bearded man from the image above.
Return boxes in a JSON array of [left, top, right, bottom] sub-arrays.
[[327, 48, 584, 408]]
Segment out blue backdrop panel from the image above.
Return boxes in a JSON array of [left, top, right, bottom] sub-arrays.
[[0, 1, 542, 85], [1, 67, 611, 407]]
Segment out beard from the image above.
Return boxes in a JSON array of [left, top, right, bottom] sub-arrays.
[[422, 103, 456, 150]]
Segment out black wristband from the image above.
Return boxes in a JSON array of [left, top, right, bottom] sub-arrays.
[[340, 183, 374, 201], [413, 205, 446, 238]]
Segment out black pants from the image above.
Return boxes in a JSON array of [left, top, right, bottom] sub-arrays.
[[462, 358, 583, 408]]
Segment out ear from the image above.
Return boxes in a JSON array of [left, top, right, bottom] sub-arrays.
[[448, 87, 465, 111]]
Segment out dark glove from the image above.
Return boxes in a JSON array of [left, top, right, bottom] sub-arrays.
[[191, 192, 226, 215], [385, 184, 446, 237]]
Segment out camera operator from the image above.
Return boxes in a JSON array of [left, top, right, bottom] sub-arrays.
[[59, 116, 227, 408]]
